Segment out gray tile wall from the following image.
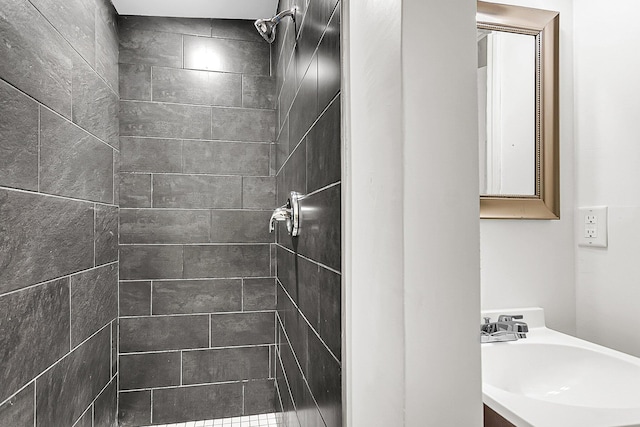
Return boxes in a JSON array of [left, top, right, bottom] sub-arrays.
[[117, 16, 278, 426], [273, 0, 342, 426], [0, 0, 119, 425]]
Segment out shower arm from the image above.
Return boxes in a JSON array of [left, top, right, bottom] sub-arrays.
[[272, 7, 296, 24]]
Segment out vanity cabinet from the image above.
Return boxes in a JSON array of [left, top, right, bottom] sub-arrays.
[[484, 405, 515, 427]]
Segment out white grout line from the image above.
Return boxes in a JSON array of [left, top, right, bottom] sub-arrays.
[[120, 98, 275, 113], [276, 278, 341, 366], [37, 106, 41, 193], [118, 243, 272, 247], [120, 343, 272, 356], [274, 243, 341, 276], [0, 185, 118, 207], [119, 309, 274, 320], [122, 135, 273, 145], [275, 91, 341, 177], [0, 323, 113, 408], [33, 381, 36, 427]]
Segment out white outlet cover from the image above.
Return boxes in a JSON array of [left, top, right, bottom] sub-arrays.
[[578, 206, 608, 248]]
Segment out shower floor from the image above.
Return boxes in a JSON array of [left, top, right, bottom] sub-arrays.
[[144, 413, 282, 427]]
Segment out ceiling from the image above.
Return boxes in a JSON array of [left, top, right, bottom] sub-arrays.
[[111, 0, 279, 20]]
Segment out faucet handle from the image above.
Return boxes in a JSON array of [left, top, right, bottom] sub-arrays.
[[498, 314, 523, 322], [483, 317, 491, 324]]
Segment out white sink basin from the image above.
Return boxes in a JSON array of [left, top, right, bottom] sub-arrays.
[[484, 343, 640, 409], [482, 308, 640, 427]]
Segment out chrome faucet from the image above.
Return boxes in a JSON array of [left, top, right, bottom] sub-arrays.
[[481, 314, 528, 343], [269, 192, 302, 236], [269, 204, 292, 232]]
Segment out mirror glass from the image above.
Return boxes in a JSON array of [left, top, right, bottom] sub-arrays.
[[477, 30, 536, 196], [477, 1, 559, 219]]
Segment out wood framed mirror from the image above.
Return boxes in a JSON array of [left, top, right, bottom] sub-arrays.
[[477, 2, 560, 219]]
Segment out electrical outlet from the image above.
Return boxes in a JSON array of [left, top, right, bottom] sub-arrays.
[[578, 206, 608, 248]]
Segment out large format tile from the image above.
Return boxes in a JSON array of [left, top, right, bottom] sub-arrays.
[[70, 264, 118, 347], [75, 410, 92, 427], [119, 64, 151, 101], [184, 36, 270, 75], [307, 332, 341, 427], [152, 279, 241, 314], [211, 19, 264, 42], [276, 116, 290, 173], [39, 109, 114, 203], [119, 16, 211, 37], [36, 326, 111, 427], [306, 96, 341, 193], [119, 245, 183, 280], [0, 0, 73, 117], [95, 5, 119, 94], [118, 173, 151, 208], [0, 189, 94, 293], [243, 177, 276, 209], [72, 57, 119, 148], [119, 352, 181, 390], [244, 278, 276, 311], [243, 75, 276, 109], [95, 204, 118, 265], [245, 380, 277, 415], [211, 107, 275, 142], [152, 67, 242, 107], [182, 140, 270, 176], [0, 80, 38, 191], [29, 0, 95, 66], [210, 210, 273, 243], [276, 246, 297, 303], [183, 245, 271, 278], [118, 27, 183, 68], [119, 315, 209, 352], [210, 312, 275, 347], [118, 391, 151, 427], [298, 184, 341, 271], [120, 137, 182, 173], [152, 175, 242, 209], [279, 57, 297, 131], [120, 101, 211, 140], [0, 383, 34, 427], [0, 279, 70, 403], [94, 378, 118, 427], [298, 256, 320, 332], [289, 55, 318, 148], [120, 209, 210, 244], [318, 266, 341, 359], [295, 0, 324, 85], [152, 383, 243, 423], [119, 281, 151, 316], [182, 347, 269, 384], [317, 5, 340, 112]]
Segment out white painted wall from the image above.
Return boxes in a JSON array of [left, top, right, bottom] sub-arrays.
[[480, 0, 576, 335], [574, 1, 640, 357], [343, 0, 482, 425], [402, 0, 483, 424], [343, 0, 406, 424]]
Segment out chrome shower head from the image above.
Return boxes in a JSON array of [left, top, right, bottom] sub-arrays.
[[254, 8, 296, 44]]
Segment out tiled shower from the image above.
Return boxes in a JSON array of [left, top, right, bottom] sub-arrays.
[[0, 0, 340, 426]]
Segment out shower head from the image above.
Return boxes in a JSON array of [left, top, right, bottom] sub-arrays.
[[254, 7, 296, 44]]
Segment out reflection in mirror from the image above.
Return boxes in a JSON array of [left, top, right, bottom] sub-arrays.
[[477, 1, 560, 219], [478, 30, 535, 196]]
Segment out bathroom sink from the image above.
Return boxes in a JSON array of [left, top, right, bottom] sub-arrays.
[[483, 343, 640, 409], [482, 308, 640, 427]]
